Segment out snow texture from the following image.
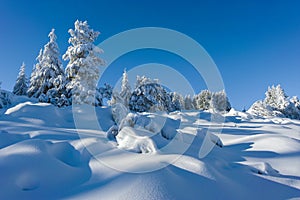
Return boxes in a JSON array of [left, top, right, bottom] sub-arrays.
[[0, 98, 300, 199]]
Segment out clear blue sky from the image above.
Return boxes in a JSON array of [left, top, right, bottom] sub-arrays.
[[1, 0, 299, 110]]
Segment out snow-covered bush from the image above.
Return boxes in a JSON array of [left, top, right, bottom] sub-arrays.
[[116, 126, 157, 154], [129, 76, 172, 112], [13, 62, 28, 96], [113, 112, 181, 153], [63, 20, 105, 106], [248, 85, 300, 119]]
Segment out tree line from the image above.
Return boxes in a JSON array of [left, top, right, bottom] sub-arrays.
[[3, 20, 299, 119], [5, 20, 231, 113]]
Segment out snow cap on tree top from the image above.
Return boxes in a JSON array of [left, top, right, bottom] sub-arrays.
[[68, 20, 100, 45], [48, 28, 56, 42]]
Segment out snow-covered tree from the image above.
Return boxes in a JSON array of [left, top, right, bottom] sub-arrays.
[[28, 49, 43, 98], [193, 90, 231, 112], [249, 85, 300, 119], [28, 29, 68, 106], [109, 91, 124, 106], [193, 90, 212, 110], [290, 96, 300, 110], [0, 82, 12, 109], [169, 92, 184, 111], [264, 85, 289, 111], [63, 20, 105, 105], [283, 96, 300, 119], [210, 90, 231, 112], [13, 62, 28, 96], [135, 75, 159, 87], [129, 76, 172, 112], [95, 83, 113, 106], [120, 69, 131, 107], [184, 95, 194, 110]]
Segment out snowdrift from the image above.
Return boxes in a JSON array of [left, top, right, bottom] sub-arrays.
[[0, 101, 300, 199]]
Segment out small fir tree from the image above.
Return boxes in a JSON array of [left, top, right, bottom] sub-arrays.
[[13, 62, 28, 96], [120, 69, 131, 107]]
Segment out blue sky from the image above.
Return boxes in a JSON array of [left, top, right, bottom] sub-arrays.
[[0, 0, 299, 110]]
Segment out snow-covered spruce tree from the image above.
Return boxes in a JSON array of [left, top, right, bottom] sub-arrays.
[[41, 29, 68, 106], [264, 85, 289, 112], [184, 95, 194, 110], [28, 49, 43, 98], [28, 29, 68, 106], [13, 62, 28, 96], [63, 20, 105, 105], [193, 90, 212, 110], [169, 92, 184, 111], [210, 90, 231, 112], [120, 69, 131, 107], [129, 76, 172, 112]]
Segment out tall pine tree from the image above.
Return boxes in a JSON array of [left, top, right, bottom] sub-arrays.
[[63, 20, 105, 105]]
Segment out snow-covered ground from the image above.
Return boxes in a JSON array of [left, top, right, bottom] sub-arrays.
[[0, 99, 300, 199]]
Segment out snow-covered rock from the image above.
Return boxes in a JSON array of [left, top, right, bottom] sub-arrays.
[[116, 126, 157, 153]]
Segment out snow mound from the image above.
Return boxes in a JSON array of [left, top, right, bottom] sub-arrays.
[[161, 117, 180, 139], [0, 130, 30, 149], [4, 101, 49, 116], [249, 162, 279, 175], [116, 126, 157, 153], [0, 139, 90, 199], [4, 101, 74, 127], [115, 112, 183, 153]]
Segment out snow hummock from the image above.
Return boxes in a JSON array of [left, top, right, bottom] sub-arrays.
[[0, 101, 300, 199]]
